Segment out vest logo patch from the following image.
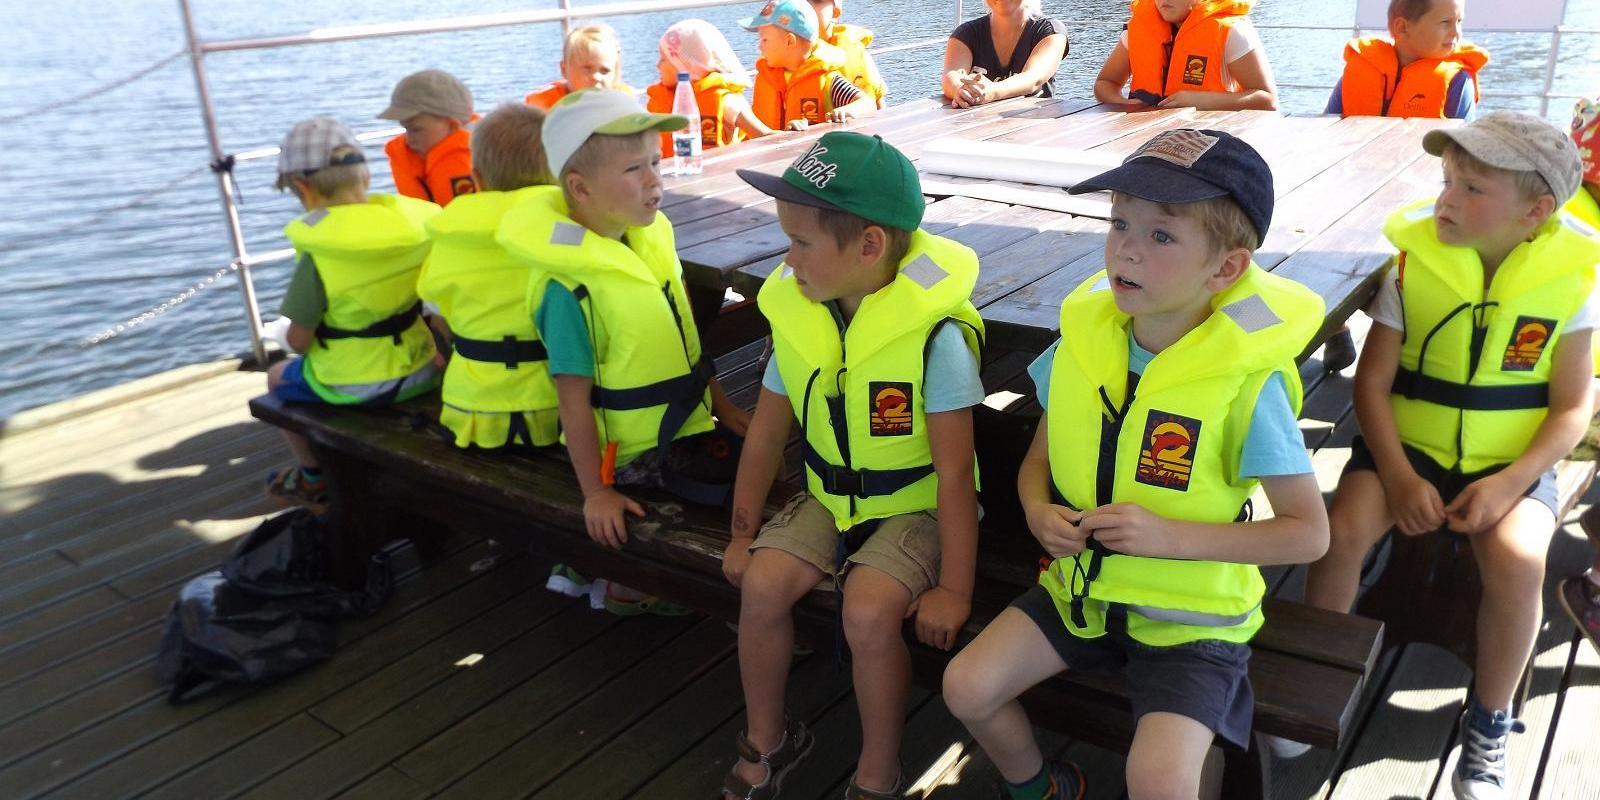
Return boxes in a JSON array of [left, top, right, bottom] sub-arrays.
[[701, 116, 717, 147], [869, 381, 913, 437], [1135, 411, 1201, 491], [1502, 316, 1556, 371], [800, 97, 822, 123], [1182, 55, 1208, 86], [450, 175, 476, 197]]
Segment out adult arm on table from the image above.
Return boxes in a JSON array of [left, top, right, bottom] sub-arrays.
[[941, 29, 1067, 108]]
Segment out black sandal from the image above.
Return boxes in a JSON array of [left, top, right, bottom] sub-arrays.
[[722, 718, 815, 800]]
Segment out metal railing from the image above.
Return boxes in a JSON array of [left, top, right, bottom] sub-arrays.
[[177, 0, 1588, 364]]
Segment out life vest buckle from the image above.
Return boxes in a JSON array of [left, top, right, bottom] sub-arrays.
[[817, 465, 865, 498]]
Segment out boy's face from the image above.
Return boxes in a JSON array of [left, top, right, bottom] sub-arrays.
[[568, 135, 663, 235], [1434, 155, 1545, 252], [808, 0, 839, 34], [757, 25, 807, 69], [775, 202, 878, 303], [401, 113, 458, 156], [1104, 195, 1236, 321], [1152, 0, 1198, 24], [1394, 0, 1463, 61], [561, 46, 620, 91]]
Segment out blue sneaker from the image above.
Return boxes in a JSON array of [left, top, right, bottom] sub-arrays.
[[1451, 698, 1525, 800]]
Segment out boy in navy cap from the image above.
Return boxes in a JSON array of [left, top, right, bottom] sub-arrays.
[[942, 129, 1330, 799]]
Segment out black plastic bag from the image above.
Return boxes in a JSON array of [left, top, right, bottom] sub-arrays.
[[221, 507, 391, 618]]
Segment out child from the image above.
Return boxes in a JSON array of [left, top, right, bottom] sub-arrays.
[[265, 117, 442, 508], [943, 129, 1329, 800], [645, 19, 772, 159], [742, 0, 876, 131], [526, 23, 629, 109], [1561, 94, 1600, 658], [807, 0, 887, 107], [723, 131, 983, 799], [378, 69, 477, 206], [1327, 0, 1487, 119], [1303, 112, 1597, 799], [1093, 0, 1278, 111], [416, 103, 556, 451], [497, 89, 750, 613], [1566, 95, 1600, 228]]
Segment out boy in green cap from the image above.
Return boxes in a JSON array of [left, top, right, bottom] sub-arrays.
[[721, 131, 983, 799]]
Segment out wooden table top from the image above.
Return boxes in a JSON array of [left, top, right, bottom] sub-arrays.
[[662, 96, 1452, 355]]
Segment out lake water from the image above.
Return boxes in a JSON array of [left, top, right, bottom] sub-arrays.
[[1, 0, 1597, 419]]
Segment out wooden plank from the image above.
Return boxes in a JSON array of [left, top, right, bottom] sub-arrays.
[[133, 713, 342, 800], [335, 768, 432, 800], [0, 359, 245, 437], [1325, 644, 1469, 800], [1270, 646, 1401, 800], [821, 693, 973, 799], [1540, 626, 1599, 799]]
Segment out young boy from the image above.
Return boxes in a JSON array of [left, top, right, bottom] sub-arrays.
[[416, 103, 556, 451], [1304, 112, 1597, 800], [1327, 0, 1487, 120], [265, 117, 442, 507], [378, 69, 477, 206], [497, 89, 749, 613], [807, 0, 887, 107], [1093, 0, 1279, 111], [526, 24, 629, 109], [722, 131, 983, 799], [742, 0, 876, 131], [943, 129, 1329, 800]]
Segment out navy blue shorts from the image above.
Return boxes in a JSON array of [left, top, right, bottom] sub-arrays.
[[270, 358, 325, 404], [1011, 584, 1255, 750], [1342, 435, 1559, 519]]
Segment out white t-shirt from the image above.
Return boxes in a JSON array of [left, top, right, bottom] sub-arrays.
[[1119, 19, 1261, 92], [1367, 261, 1600, 333]]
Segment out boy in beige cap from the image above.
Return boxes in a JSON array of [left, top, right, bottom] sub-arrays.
[[379, 69, 477, 206], [1304, 110, 1600, 800]]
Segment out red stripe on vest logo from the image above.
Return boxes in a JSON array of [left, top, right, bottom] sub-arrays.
[[1502, 315, 1556, 372], [1182, 55, 1208, 86], [868, 381, 913, 437], [1136, 411, 1201, 491], [450, 175, 477, 196]]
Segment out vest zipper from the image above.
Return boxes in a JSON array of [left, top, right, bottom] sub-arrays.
[[1069, 371, 1139, 628]]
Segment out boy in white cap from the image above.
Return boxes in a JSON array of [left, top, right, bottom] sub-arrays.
[[378, 69, 477, 206], [497, 90, 749, 614], [265, 117, 442, 509], [1305, 110, 1600, 800]]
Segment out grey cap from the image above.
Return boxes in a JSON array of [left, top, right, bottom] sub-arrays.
[[1423, 110, 1583, 203], [378, 69, 474, 123], [278, 117, 365, 176]]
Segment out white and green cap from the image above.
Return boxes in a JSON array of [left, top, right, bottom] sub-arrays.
[[541, 89, 687, 176]]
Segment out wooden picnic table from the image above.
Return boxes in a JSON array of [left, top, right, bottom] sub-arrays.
[[664, 95, 1452, 357]]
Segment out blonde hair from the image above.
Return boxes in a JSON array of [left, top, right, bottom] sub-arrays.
[[561, 130, 653, 202], [564, 23, 622, 66], [1124, 192, 1260, 253], [472, 103, 552, 190], [275, 145, 371, 195], [1440, 141, 1555, 202]]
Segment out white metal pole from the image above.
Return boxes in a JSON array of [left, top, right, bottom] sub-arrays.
[[1540, 29, 1562, 117], [559, 0, 573, 35], [178, 0, 267, 366]]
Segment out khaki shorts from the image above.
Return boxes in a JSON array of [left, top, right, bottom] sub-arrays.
[[748, 493, 942, 596]]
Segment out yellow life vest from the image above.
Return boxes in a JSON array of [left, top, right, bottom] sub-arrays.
[[828, 24, 887, 106], [759, 230, 984, 531], [1565, 189, 1600, 231], [1039, 264, 1322, 647], [497, 186, 715, 467], [1386, 202, 1600, 473], [418, 188, 559, 449], [283, 193, 440, 395]]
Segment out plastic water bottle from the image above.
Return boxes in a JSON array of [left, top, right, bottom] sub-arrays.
[[671, 72, 702, 176]]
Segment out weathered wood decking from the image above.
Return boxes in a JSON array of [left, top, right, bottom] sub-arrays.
[[1, 344, 1596, 799]]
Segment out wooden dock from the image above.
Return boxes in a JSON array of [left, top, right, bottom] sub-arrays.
[[1, 343, 1596, 799]]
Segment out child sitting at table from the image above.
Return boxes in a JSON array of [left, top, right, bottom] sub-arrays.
[[1326, 0, 1487, 120], [807, 0, 887, 107], [743, 0, 876, 130], [527, 23, 631, 108], [646, 19, 773, 158], [1093, 0, 1278, 111], [378, 69, 477, 206]]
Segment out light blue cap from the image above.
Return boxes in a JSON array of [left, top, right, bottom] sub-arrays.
[[738, 0, 819, 41]]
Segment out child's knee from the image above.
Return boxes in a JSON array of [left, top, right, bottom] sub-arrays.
[[1124, 766, 1199, 800], [739, 551, 811, 618], [266, 360, 289, 389], [841, 591, 906, 652], [942, 649, 1003, 721], [1476, 537, 1547, 595]]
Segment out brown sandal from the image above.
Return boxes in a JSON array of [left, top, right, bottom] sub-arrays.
[[843, 770, 904, 800], [722, 718, 815, 800]]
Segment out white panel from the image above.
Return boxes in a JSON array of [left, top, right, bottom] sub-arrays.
[[1354, 0, 1567, 31]]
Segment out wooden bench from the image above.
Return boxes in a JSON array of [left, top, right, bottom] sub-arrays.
[[249, 351, 1382, 800]]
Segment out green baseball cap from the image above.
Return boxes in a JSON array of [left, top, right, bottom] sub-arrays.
[[739, 132, 925, 231]]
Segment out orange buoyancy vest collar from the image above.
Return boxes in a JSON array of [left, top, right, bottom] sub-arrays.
[[645, 73, 749, 158], [753, 42, 847, 130], [384, 128, 476, 207], [525, 80, 570, 109], [1126, 0, 1252, 104], [1338, 37, 1487, 118]]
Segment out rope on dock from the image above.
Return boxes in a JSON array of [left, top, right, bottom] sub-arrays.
[[0, 50, 186, 124]]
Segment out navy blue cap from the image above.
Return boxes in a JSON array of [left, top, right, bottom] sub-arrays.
[[1068, 129, 1274, 247]]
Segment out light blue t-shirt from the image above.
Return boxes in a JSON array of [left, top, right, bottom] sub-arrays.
[[533, 282, 595, 378], [1028, 338, 1312, 478], [761, 308, 984, 414]]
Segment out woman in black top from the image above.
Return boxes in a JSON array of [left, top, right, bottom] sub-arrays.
[[942, 0, 1068, 107]]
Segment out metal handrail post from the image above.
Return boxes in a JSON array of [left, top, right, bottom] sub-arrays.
[[1540, 29, 1563, 117], [178, 0, 267, 366], [559, 0, 573, 35]]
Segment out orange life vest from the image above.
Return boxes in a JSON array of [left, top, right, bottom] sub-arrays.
[[1126, 0, 1252, 104], [645, 73, 748, 158], [753, 43, 847, 130], [525, 80, 570, 109], [384, 128, 476, 206], [1338, 37, 1487, 118]]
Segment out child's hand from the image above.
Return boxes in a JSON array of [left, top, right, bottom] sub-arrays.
[[908, 586, 971, 651], [722, 535, 755, 587], [826, 107, 856, 124], [716, 404, 752, 438], [1025, 501, 1086, 557], [1444, 472, 1522, 534], [787, 119, 810, 131], [1388, 472, 1446, 536], [583, 487, 644, 549], [1078, 503, 1174, 558], [1158, 90, 1203, 108]]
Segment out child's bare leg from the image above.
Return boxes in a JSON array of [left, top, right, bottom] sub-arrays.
[[1304, 470, 1393, 612], [1124, 712, 1214, 800], [266, 361, 319, 469], [734, 548, 824, 786], [943, 607, 1069, 783], [1470, 498, 1555, 710], [840, 565, 914, 792]]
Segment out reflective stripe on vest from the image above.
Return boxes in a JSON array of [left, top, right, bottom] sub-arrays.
[[760, 230, 984, 531], [1385, 202, 1600, 473], [1040, 264, 1323, 647], [1126, 0, 1251, 104], [1338, 37, 1486, 118]]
